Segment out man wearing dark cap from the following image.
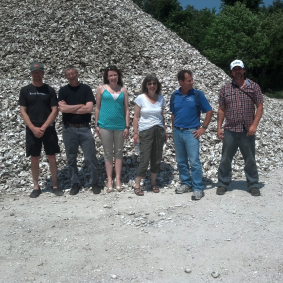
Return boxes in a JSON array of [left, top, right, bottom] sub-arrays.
[[217, 59, 264, 196], [58, 65, 100, 195], [19, 62, 63, 198]]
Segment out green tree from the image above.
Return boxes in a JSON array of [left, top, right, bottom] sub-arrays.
[[166, 6, 216, 51], [259, 10, 283, 89], [261, 0, 283, 13], [203, 2, 269, 83], [221, 0, 263, 11], [132, 0, 182, 23]]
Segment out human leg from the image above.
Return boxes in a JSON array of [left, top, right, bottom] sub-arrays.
[[46, 154, 58, 188], [150, 126, 165, 175], [134, 176, 144, 196], [136, 128, 154, 177], [173, 128, 192, 187], [30, 156, 40, 190], [182, 128, 203, 192], [80, 127, 99, 186], [218, 130, 239, 189], [100, 128, 114, 189], [62, 126, 80, 186], [113, 130, 124, 188], [238, 131, 259, 190], [150, 173, 160, 193]]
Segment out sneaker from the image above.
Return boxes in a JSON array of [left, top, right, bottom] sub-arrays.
[[249, 187, 260, 196], [70, 184, 80, 195], [216, 186, 227, 195], [52, 188, 64, 196], [191, 190, 203, 201], [30, 188, 42, 198], [175, 184, 192, 194], [92, 184, 102, 194]]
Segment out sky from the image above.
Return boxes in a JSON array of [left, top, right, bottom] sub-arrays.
[[178, 0, 276, 11]]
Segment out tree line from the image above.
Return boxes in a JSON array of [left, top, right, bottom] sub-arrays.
[[132, 0, 283, 93]]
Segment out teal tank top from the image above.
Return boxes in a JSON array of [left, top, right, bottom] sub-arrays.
[[97, 88, 126, 130]]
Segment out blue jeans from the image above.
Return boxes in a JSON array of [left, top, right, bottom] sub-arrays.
[[173, 127, 203, 191], [62, 126, 98, 186], [218, 130, 259, 189]]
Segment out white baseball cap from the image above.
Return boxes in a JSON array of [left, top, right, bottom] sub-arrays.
[[230, 60, 245, 70]]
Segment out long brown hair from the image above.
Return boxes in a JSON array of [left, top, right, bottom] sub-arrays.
[[103, 65, 124, 86]]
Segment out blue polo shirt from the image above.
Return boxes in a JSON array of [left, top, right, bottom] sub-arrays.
[[170, 88, 212, 128]]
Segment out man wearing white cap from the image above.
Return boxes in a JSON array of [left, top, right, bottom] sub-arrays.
[[216, 59, 263, 196]]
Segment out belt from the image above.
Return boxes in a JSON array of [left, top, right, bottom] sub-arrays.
[[174, 126, 199, 130], [64, 122, 89, 128]]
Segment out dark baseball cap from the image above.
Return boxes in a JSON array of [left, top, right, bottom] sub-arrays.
[[30, 62, 44, 72]]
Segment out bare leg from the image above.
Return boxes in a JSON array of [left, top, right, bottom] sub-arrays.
[[151, 173, 157, 186], [135, 176, 142, 188], [47, 155, 58, 188], [151, 172, 159, 193], [105, 161, 113, 188], [114, 158, 123, 187], [30, 156, 40, 190]]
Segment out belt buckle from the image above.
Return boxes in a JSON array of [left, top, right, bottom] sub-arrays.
[[180, 127, 184, 130]]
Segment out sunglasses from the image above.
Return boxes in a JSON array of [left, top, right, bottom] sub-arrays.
[[147, 82, 157, 86], [107, 65, 117, 70]]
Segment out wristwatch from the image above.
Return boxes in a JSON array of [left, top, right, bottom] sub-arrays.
[[202, 125, 208, 129], [125, 126, 130, 129]]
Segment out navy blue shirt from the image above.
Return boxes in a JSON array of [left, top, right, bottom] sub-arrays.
[[170, 88, 212, 128]]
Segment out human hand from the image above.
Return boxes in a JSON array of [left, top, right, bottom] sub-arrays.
[[133, 133, 140, 145], [217, 129, 224, 140], [58, 100, 67, 105], [193, 128, 206, 139], [95, 126, 101, 138], [32, 126, 45, 138], [247, 125, 257, 136], [123, 128, 129, 139]]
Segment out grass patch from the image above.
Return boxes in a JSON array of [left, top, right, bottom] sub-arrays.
[[264, 90, 283, 99]]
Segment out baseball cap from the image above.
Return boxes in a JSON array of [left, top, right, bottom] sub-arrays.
[[30, 62, 44, 72], [230, 60, 245, 70]]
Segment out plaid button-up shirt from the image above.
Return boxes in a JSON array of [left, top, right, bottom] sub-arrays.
[[219, 79, 263, 132]]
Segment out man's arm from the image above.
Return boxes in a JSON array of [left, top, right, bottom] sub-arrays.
[[73, 102, 93, 114], [40, 106, 59, 131], [193, 110, 213, 139], [20, 106, 44, 138], [217, 105, 225, 140], [58, 100, 85, 113], [247, 103, 263, 136]]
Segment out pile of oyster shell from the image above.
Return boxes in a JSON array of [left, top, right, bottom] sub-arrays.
[[0, 0, 282, 193]]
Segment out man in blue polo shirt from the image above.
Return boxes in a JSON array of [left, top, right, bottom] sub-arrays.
[[170, 70, 213, 200]]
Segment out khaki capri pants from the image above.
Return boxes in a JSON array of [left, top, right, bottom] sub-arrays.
[[100, 128, 124, 162]]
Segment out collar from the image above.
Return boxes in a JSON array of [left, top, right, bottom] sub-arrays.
[[175, 87, 195, 96], [232, 79, 251, 87]]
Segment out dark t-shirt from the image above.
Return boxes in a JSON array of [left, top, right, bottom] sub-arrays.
[[19, 84, 58, 127], [58, 83, 95, 124]]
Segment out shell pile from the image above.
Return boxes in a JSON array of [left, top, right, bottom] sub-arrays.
[[0, 0, 282, 193]]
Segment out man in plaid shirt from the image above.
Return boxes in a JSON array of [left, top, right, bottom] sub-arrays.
[[216, 60, 264, 196]]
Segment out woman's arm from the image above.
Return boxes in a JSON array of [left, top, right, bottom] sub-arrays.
[[161, 107, 168, 142], [133, 104, 141, 145], [95, 85, 103, 138], [123, 87, 130, 139]]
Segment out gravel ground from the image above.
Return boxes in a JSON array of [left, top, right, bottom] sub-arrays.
[[0, 167, 283, 283]]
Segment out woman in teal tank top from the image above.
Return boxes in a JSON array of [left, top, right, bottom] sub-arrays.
[[95, 66, 130, 193]]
